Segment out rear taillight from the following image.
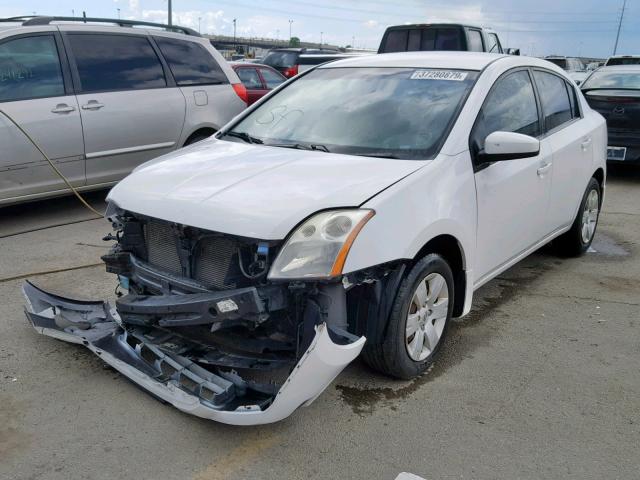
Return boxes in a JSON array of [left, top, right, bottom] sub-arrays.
[[283, 65, 299, 78], [232, 83, 248, 104]]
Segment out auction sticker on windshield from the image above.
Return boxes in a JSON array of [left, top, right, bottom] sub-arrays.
[[410, 70, 468, 81]]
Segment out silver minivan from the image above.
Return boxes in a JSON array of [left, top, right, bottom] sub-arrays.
[[0, 16, 247, 206]]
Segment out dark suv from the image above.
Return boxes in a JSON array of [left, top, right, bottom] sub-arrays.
[[378, 23, 504, 54]]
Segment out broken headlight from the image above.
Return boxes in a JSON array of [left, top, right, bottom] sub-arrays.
[[268, 209, 374, 280]]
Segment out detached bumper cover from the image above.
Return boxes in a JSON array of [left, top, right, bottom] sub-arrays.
[[23, 281, 365, 425]]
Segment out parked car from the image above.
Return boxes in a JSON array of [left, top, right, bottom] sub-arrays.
[[581, 65, 640, 163], [260, 47, 366, 78], [604, 55, 640, 66], [0, 16, 247, 206], [230, 62, 286, 105], [24, 51, 606, 425], [378, 23, 504, 54], [545, 55, 588, 85]]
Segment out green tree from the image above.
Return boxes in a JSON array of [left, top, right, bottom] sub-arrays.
[[289, 36, 301, 47]]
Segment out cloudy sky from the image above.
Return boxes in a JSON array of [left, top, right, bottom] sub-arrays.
[[1, 0, 637, 57]]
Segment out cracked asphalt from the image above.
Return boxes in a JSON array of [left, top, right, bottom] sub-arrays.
[[1, 168, 639, 480]]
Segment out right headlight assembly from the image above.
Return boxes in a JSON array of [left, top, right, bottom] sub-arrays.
[[268, 209, 375, 280]]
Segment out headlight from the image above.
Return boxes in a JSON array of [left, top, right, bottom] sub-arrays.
[[268, 209, 375, 280]]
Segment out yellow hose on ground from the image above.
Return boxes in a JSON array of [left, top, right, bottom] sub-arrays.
[[0, 109, 104, 217]]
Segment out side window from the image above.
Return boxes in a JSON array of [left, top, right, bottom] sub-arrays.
[[0, 35, 65, 102], [467, 30, 484, 52], [532, 70, 573, 132], [236, 68, 262, 89], [487, 33, 501, 53], [155, 37, 228, 86], [260, 68, 285, 89], [421, 29, 436, 50], [471, 70, 540, 153], [407, 29, 421, 51], [382, 30, 408, 53], [565, 80, 581, 119], [68, 34, 166, 93]]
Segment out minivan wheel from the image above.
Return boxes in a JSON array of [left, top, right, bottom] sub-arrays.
[[555, 177, 601, 257], [362, 254, 454, 380]]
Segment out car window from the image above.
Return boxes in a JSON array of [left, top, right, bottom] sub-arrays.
[[68, 34, 165, 93], [566, 80, 581, 118], [407, 29, 421, 51], [262, 51, 298, 68], [472, 70, 540, 152], [468, 30, 484, 52], [546, 58, 568, 70], [0, 35, 65, 102], [533, 70, 573, 131], [606, 57, 640, 66], [383, 30, 408, 53], [155, 37, 228, 86], [436, 28, 464, 50], [236, 67, 262, 89], [260, 68, 285, 89], [487, 33, 501, 53], [581, 71, 640, 90], [229, 67, 478, 160]]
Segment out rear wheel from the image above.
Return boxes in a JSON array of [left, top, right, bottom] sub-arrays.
[[555, 177, 601, 256], [362, 254, 454, 380]]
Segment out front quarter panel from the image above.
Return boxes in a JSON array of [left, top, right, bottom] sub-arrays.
[[344, 152, 477, 276]]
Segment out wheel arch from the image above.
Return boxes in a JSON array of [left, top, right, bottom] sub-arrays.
[[183, 127, 217, 147]]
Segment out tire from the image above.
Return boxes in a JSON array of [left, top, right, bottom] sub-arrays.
[[184, 131, 214, 146], [362, 253, 454, 380], [555, 177, 601, 257]]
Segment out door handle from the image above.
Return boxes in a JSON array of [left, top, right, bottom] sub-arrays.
[[537, 162, 552, 176], [581, 138, 592, 151], [51, 103, 75, 114], [82, 101, 105, 110]]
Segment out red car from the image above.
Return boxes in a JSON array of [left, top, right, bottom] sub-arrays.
[[230, 62, 287, 105]]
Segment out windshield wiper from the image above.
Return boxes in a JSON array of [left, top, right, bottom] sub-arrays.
[[222, 131, 263, 144], [267, 143, 330, 152], [352, 153, 400, 159]]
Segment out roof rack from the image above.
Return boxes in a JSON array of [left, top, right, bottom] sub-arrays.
[[0, 15, 200, 36]]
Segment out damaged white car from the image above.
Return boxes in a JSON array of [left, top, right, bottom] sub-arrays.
[[24, 52, 607, 425]]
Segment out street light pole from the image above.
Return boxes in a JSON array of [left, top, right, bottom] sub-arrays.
[[289, 19, 293, 41], [117, 8, 120, 19], [198, 17, 201, 33], [613, 0, 627, 55], [233, 18, 237, 47], [320, 31, 323, 47], [168, 0, 172, 26]]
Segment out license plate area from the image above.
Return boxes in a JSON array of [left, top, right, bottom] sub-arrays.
[[607, 146, 627, 161]]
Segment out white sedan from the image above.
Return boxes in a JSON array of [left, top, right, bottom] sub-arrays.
[[24, 52, 607, 425]]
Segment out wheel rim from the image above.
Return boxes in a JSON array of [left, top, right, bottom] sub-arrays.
[[581, 189, 599, 244], [405, 273, 449, 362]]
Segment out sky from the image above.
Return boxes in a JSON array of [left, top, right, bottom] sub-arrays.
[[0, 0, 637, 58]]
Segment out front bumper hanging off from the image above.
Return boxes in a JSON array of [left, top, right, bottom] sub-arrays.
[[23, 281, 365, 426]]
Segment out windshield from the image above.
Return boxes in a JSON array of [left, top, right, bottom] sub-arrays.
[[582, 71, 640, 90], [262, 51, 298, 68], [225, 67, 478, 160]]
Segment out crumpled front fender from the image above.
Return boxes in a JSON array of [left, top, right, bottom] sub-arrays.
[[23, 281, 365, 425]]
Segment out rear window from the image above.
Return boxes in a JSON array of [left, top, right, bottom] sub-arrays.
[[155, 37, 228, 85], [582, 71, 640, 90], [380, 27, 464, 53], [606, 57, 640, 66], [262, 51, 298, 68]]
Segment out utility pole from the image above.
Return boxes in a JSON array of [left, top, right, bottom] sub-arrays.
[[168, 0, 172, 26], [233, 18, 237, 46], [289, 19, 293, 41], [613, 0, 627, 55], [198, 16, 201, 33], [72, 9, 75, 17], [320, 31, 323, 47], [117, 8, 121, 19]]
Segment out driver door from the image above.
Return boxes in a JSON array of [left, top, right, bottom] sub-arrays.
[[471, 69, 553, 283]]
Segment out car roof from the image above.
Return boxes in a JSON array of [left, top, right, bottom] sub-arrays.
[[385, 22, 487, 30], [319, 51, 507, 71]]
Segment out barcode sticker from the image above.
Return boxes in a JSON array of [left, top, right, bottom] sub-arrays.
[[410, 70, 468, 81]]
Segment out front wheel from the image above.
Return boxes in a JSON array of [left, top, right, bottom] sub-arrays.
[[362, 254, 454, 380], [555, 177, 601, 257]]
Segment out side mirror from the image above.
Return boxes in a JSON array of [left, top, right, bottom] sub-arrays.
[[480, 131, 540, 162], [505, 48, 521, 56]]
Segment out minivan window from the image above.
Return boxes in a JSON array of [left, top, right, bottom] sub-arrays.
[[155, 37, 228, 85], [533, 70, 573, 131], [472, 70, 540, 152], [468, 30, 484, 52], [68, 34, 166, 93], [228, 67, 478, 160], [0, 35, 64, 102]]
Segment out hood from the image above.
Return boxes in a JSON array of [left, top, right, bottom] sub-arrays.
[[108, 139, 425, 239]]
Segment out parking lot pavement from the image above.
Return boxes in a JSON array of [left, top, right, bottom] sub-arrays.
[[1, 170, 639, 480]]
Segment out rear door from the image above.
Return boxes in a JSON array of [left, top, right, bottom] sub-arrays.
[[471, 69, 552, 281], [0, 32, 84, 202], [63, 31, 185, 185], [532, 69, 593, 231]]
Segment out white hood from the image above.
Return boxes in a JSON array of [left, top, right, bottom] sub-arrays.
[[108, 139, 425, 239]]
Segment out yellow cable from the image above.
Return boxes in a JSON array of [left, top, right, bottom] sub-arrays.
[[0, 109, 104, 218]]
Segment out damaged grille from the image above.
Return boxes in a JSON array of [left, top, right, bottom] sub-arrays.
[[143, 219, 243, 290]]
